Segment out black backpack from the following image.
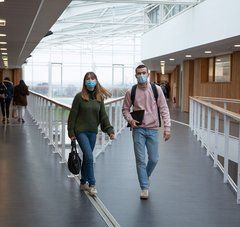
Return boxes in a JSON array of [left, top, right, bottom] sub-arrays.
[[130, 83, 161, 127], [68, 139, 81, 175], [0, 83, 7, 97]]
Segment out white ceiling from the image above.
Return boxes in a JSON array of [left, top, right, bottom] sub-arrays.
[[143, 35, 240, 73], [0, 0, 71, 69]]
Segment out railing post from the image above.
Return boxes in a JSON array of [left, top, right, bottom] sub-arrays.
[[197, 103, 201, 141], [201, 106, 205, 147], [114, 102, 118, 133], [48, 103, 54, 146], [223, 115, 230, 183], [207, 108, 211, 156], [109, 103, 112, 124], [237, 123, 240, 204], [60, 108, 66, 163], [189, 98, 193, 130], [118, 100, 123, 132], [193, 101, 197, 136], [53, 105, 58, 154], [214, 112, 219, 167]]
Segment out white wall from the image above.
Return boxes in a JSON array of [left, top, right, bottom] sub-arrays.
[[142, 0, 240, 60]]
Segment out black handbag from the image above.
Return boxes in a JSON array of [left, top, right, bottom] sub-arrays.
[[68, 139, 81, 175]]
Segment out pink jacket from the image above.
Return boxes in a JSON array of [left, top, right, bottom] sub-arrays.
[[122, 83, 171, 132]]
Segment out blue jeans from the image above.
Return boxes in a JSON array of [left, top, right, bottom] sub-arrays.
[[132, 128, 159, 189], [76, 132, 97, 186]]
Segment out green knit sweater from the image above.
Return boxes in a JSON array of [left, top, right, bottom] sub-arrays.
[[67, 91, 114, 138]]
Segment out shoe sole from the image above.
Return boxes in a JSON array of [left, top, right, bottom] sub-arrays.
[[140, 196, 149, 200]]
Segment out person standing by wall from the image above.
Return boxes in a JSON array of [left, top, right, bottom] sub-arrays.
[[13, 80, 30, 123], [0, 77, 14, 124], [122, 64, 171, 200], [68, 72, 115, 196]]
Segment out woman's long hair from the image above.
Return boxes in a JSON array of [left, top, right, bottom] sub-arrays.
[[81, 72, 112, 102]]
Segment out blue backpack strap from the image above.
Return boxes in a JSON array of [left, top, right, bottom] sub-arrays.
[[130, 84, 137, 106], [150, 83, 161, 127]]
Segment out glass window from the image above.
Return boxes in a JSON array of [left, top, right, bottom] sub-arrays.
[[215, 55, 231, 82], [208, 58, 214, 82], [207, 55, 231, 83]]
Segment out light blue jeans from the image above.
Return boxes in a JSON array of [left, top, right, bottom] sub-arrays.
[[132, 128, 159, 189], [76, 132, 97, 186]]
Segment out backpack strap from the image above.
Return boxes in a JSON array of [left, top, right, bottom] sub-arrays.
[[150, 83, 161, 127], [130, 84, 137, 106]]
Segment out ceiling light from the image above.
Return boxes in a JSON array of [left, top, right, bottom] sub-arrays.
[[185, 54, 192, 58], [0, 48, 7, 50], [1, 52, 7, 55], [161, 65, 165, 74], [160, 60, 165, 63], [204, 51, 212, 54], [0, 19, 6, 26], [216, 59, 221, 62], [169, 58, 175, 61], [0, 41, 7, 44], [0, 0, 5, 2], [2, 56, 7, 60], [0, 34, 6, 37], [234, 44, 240, 47]]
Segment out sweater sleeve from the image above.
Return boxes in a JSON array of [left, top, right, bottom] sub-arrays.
[[99, 100, 114, 135], [157, 86, 171, 132], [67, 94, 80, 138], [122, 89, 133, 123]]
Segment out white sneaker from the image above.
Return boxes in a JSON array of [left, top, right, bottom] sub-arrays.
[[80, 183, 90, 191], [140, 189, 149, 200], [89, 186, 97, 196]]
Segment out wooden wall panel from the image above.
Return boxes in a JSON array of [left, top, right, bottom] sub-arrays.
[[169, 65, 180, 105], [183, 60, 194, 112], [193, 52, 240, 113], [13, 68, 22, 85]]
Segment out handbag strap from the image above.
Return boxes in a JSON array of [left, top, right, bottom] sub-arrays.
[[71, 139, 77, 153]]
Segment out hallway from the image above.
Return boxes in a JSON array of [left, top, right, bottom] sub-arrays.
[[0, 111, 240, 226]]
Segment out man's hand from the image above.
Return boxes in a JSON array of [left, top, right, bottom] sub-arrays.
[[109, 133, 115, 140], [163, 131, 171, 141], [129, 119, 139, 128]]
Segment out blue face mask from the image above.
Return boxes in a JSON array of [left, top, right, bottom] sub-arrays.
[[137, 74, 148, 84], [85, 80, 97, 89]]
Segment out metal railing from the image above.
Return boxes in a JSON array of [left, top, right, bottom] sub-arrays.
[[28, 91, 125, 164], [189, 96, 240, 204]]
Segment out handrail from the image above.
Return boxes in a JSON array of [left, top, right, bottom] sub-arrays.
[[190, 97, 240, 121], [30, 90, 124, 108], [30, 90, 71, 109], [189, 96, 240, 204], [28, 91, 126, 164], [195, 96, 240, 104]]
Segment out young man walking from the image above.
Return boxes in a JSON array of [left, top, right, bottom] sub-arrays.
[[122, 64, 171, 199]]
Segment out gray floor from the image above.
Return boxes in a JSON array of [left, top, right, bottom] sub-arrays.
[[0, 116, 106, 227], [95, 124, 240, 227], [1, 107, 240, 227]]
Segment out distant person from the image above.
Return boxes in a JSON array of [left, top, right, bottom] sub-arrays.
[[67, 72, 115, 196], [13, 80, 30, 123], [0, 77, 14, 124], [122, 64, 171, 200]]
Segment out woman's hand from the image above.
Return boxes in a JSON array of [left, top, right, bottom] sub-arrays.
[[109, 133, 115, 140], [70, 136, 76, 141]]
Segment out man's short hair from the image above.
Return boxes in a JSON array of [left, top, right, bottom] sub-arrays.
[[135, 64, 148, 74]]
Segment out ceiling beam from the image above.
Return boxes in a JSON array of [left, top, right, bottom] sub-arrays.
[[72, 0, 197, 5], [57, 20, 157, 26]]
